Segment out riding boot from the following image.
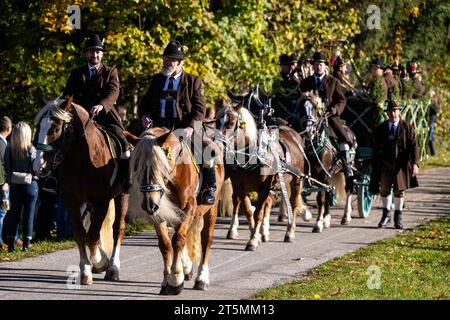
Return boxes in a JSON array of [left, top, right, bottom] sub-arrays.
[[118, 158, 131, 193], [22, 238, 30, 252], [201, 167, 217, 205], [340, 150, 353, 177], [7, 236, 15, 253], [394, 211, 403, 229], [378, 208, 391, 228]]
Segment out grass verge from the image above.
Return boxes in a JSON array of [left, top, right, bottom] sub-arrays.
[[251, 216, 449, 300]]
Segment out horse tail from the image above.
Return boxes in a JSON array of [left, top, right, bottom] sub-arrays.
[[219, 178, 233, 217], [332, 172, 346, 204], [186, 216, 204, 265], [99, 199, 115, 256]]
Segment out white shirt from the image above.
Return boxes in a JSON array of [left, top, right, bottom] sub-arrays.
[[160, 70, 182, 118]]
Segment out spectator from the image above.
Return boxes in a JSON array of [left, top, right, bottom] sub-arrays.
[[4, 122, 39, 252], [0, 116, 13, 250], [428, 90, 439, 156]]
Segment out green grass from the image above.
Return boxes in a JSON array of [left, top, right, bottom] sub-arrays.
[[251, 216, 450, 300], [422, 141, 450, 169], [0, 239, 76, 263], [124, 218, 154, 236]]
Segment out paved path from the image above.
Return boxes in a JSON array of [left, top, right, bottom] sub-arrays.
[[0, 167, 448, 300]]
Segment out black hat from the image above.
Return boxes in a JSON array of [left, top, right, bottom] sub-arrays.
[[163, 40, 185, 60], [335, 56, 345, 67], [83, 34, 106, 52], [312, 52, 327, 64], [279, 54, 298, 65], [385, 99, 401, 111], [370, 57, 385, 69]]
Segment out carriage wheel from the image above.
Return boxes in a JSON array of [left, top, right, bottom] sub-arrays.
[[357, 183, 373, 218]]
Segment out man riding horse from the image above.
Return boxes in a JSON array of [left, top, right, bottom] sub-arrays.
[[138, 40, 217, 204], [300, 51, 354, 177], [44, 34, 131, 193]]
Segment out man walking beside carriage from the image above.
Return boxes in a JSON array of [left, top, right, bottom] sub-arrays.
[[300, 51, 354, 177], [138, 39, 217, 205], [369, 100, 419, 229]]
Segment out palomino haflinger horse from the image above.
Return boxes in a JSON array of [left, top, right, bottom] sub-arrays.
[[130, 127, 224, 295], [215, 87, 306, 251], [33, 96, 129, 285], [296, 92, 356, 232]]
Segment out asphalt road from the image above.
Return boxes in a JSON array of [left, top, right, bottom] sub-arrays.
[[0, 167, 448, 300]]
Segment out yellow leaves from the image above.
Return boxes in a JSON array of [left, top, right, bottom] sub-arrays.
[[411, 6, 420, 18], [313, 293, 321, 299]]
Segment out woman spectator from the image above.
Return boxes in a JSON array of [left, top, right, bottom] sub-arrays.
[[4, 122, 39, 252]]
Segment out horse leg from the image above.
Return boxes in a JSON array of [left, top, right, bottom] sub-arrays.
[[245, 188, 270, 251], [194, 205, 218, 290], [105, 192, 129, 281], [226, 194, 241, 240], [285, 180, 302, 242], [323, 190, 332, 229], [341, 191, 353, 225], [261, 196, 272, 242], [313, 191, 325, 233], [167, 210, 194, 295], [278, 195, 287, 222], [154, 221, 173, 295], [86, 202, 110, 275], [243, 195, 255, 233], [67, 203, 92, 285]]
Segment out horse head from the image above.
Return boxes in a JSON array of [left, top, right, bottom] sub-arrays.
[[297, 92, 321, 141], [33, 96, 74, 177]]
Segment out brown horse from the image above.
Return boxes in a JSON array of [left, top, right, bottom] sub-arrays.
[[130, 128, 224, 295], [33, 97, 129, 285], [216, 88, 305, 251]]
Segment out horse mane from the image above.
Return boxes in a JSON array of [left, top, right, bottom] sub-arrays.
[[34, 97, 72, 125], [130, 130, 182, 225], [236, 106, 258, 147]]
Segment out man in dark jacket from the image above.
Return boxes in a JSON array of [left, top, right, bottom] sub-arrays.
[[45, 34, 130, 193], [369, 100, 419, 229], [300, 52, 353, 177], [138, 40, 217, 204]]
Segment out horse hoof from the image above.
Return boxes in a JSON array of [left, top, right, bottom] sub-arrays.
[[81, 275, 93, 285], [159, 285, 168, 295], [262, 234, 269, 242], [278, 215, 287, 222], [194, 281, 209, 291], [184, 268, 194, 281], [104, 270, 120, 281], [312, 227, 322, 233], [245, 244, 257, 251], [166, 282, 184, 295], [226, 230, 238, 240], [341, 217, 351, 225], [284, 235, 294, 243]]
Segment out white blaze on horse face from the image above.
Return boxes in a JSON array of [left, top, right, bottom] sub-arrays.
[[33, 116, 53, 174]]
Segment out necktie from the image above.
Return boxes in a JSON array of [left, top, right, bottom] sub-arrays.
[[90, 67, 98, 79], [389, 124, 396, 137], [165, 77, 175, 118], [316, 76, 321, 88]]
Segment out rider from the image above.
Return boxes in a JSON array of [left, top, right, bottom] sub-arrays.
[[333, 55, 355, 97], [300, 51, 354, 177], [138, 40, 217, 205], [272, 53, 302, 97], [45, 34, 130, 193]]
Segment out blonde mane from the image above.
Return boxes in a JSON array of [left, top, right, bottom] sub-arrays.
[[34, 97, 72, 125], [130, 130, 183, 225]]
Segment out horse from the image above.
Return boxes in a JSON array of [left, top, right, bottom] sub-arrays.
[[130, 127, 225, 295], [296, 93, 356, 232], [33, 97, 129, 285], [215, 86, 305, 251]]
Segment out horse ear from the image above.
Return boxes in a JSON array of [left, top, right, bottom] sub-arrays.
[[156, 131, 171, 145], [64, 95, 74, 112]]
